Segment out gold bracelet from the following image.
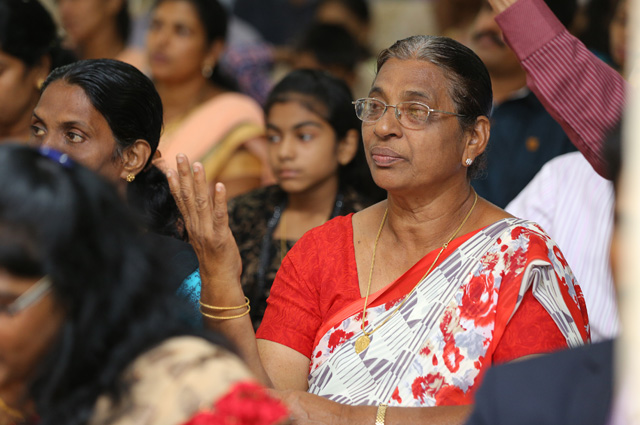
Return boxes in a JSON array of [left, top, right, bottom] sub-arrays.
[[199, 304, 251, 320], [375, 403, 387, 425], [199, 296, 250, 311]]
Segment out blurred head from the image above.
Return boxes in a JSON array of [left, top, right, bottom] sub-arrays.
[[147, 0, 227, 85], [0, 0, 63, 141], [609, 0, 627, 71], [33, 59, 162, 187], [365, 35, 492, 191], [469, 0, 577, 77], [292, 23, 360, 87], [264, 69, 381, 199], [0, 144, 198, 421], [58, 0, 130, 52], [315, 0, 370, 49]]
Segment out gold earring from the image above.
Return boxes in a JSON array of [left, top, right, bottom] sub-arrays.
[[126, 173, 135, 183], [36, 78, 45, 90], [202, 65, 213, 79]]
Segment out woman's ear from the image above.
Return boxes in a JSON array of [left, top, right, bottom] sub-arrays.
[[119, 139, 152, 181], [461, 116, 490, 167], [336, 129, 360, 166]]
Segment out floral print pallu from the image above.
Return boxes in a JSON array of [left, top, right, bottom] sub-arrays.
[[307, 218, 589, 407]]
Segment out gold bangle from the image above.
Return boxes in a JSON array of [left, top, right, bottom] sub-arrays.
[[199, 296, 250, 311], [199, 304, 251, 320], [375, 403, 387, 425]]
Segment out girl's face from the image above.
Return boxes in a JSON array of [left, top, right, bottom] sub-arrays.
[[0, 271, 64, 392], [266, 100, 348, 195], [147, 0, 216, 84]]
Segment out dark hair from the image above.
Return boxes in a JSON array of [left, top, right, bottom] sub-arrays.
[[295, 23, 360, 74], [0, 144, 224, 425], [578, 0, 620, 62], [153, 0, 236, 90], [318, 0, 370, 25], [116, 0, 131, 43], [41, 59, 185, 240], [376, 35, 493, 179], [265, 69, 385, 202], [544, 0, 578, 29], [0, 0, 75, 70], [605, 119, 622, 189]]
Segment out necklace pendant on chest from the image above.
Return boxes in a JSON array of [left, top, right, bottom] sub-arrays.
[[355, 334, 370, 354]]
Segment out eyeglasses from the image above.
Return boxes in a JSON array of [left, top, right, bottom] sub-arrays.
[[352, 98, 466, 130], [0, 275, 52, 316]]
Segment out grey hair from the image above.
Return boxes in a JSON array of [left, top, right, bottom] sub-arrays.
[[376, 35, 492, 178]]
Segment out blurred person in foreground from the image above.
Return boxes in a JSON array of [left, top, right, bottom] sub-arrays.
[[0, 144, 288, 425]]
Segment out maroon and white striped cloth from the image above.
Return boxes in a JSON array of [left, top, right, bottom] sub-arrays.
[[496, 0, 627, 179]]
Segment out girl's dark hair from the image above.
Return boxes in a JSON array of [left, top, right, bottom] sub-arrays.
[[0, 144, 225, 425], [153, 0, 237, 91], [116, 0, 131, 44], [41, 59, 184, 240], [264, 69, 385, 202], [0, 0, 75, 70], [376, 35, 493, 179], [318, 0, 370, 25]]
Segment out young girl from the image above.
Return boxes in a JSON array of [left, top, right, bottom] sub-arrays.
[[228, 69, 384, 328]]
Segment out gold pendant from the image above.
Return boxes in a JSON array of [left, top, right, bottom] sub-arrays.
[[355, 334, 370, 354]]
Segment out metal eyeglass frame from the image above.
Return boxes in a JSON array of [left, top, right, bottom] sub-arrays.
[[0, 275, 52, 316], [352, 98, 466, 129]]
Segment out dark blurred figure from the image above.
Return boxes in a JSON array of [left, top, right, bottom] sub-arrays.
[[0, 0, 75, 143], [233, 0, 317, 46], [291, 23, 360, 89], [467, 0, 579, 207], [57, 0, 145, 69], [433, 0, 483, 44]]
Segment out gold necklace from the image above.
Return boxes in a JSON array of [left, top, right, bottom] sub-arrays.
[[0, 397, 24, 422], [354, 190, 479, 354]]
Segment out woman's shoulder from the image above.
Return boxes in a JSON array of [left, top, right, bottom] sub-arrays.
[[90, 336, 256, 425], [201, 92, 264, 118]]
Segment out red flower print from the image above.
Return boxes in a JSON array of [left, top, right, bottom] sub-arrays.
[[391, 387, 403, 404], [459, 274, 495, 327], [553, 246, 569, 269], [182, 382, 288, 425], [434, 383, 469, 406], [419, 346, 431, 357], [443, 339, 464, 373], [327, 329, 354, 353], [411, 373, 445, 403]]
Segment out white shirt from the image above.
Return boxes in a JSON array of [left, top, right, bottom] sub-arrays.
[[506, 152, 619, 341]]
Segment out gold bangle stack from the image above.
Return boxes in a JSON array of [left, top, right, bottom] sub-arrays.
[[199, 296, 251, 320], [375, 403, 388, 425]]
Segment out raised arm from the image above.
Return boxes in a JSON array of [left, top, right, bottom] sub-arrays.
[[489, 0, 627, 178]]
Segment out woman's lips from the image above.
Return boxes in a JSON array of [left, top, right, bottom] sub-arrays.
[[370, 147, 402, 166]]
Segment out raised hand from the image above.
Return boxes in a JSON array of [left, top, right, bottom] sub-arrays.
[[166, 154, 243, 306]]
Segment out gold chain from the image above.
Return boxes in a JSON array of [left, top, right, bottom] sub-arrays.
[[358, 190, 478, 351], [0, 397, 24, 422]]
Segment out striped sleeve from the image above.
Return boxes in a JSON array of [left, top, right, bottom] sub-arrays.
[[496, 0, 627, 178]]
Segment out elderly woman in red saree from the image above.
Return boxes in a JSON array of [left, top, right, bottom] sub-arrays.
[[168, 35, 589, 424]]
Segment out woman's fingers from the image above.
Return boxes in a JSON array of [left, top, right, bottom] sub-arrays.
[[212, 182, 229, 233]]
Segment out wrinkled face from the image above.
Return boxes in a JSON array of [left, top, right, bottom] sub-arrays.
[[468, 3, 522, 77], [0, 271, 64, 391], [0, 51, 42, 140], [147, 0, 212, 83], [58, 0, 118, 47], [609, 0, 627, 71], [30, 81, 124, 183], [266, 101, 341, 194], [362, 58, 466, 193]]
